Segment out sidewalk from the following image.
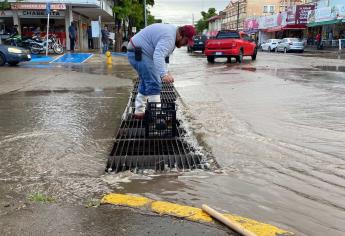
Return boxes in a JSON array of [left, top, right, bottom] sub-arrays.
[[304, 46, 345, 54]]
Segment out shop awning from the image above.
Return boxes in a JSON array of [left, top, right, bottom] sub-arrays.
[[307, 19, 341, 27], [263, 26, 282, 33], [283, 24, 306, 30]]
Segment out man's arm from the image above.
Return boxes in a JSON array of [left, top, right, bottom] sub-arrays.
[[153, 37, 175, 80]]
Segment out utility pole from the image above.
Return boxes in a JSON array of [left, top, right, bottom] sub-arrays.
[[144, 0, 147, 27], [236, 0, 240, 31]]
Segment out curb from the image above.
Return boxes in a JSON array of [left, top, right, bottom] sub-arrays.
[[101, 193, 294, 236]]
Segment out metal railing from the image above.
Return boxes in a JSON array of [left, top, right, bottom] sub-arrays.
[[321, 39, 345, 51]]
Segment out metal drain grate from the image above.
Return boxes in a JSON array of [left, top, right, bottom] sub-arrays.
[[106, 80, 206, 173], [106, 139, 203, 172]]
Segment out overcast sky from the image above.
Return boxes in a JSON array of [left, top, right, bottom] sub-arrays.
[[150, 0, 229, 26]]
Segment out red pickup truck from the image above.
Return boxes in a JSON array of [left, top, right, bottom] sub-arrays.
[[204, 30, 257, 63]]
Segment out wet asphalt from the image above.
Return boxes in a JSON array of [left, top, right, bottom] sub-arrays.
[[0, 50, 345, 236]]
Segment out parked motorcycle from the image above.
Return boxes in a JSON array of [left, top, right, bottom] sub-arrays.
[[4, 34, 35, 49], [30, 34, 64, 55]]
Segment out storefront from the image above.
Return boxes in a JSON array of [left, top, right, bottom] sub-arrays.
[[257, 12, 288, 44], [307, 0, 345, 47], [1, 1, 115, 51]]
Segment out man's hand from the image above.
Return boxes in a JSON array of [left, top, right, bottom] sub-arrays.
[[162, 74, 174, 83]]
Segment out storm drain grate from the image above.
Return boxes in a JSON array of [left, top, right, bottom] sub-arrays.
[[106, 80, 206, 173]]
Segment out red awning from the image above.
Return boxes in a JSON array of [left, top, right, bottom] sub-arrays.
[[283, 24, 306, 30], [263, 26, 282, 33]]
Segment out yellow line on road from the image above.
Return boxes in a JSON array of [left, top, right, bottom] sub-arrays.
[[101, 193, 294, 236]]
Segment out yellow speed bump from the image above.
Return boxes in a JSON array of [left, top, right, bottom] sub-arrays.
[[101, 193, 294, 236], [101, 193, 152, 208]]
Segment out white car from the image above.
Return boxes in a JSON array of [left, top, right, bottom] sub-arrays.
[[276, 38, 305, 53], [260, 39, 281, 52]]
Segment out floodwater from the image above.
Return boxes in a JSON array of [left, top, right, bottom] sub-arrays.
[[0, 50, 345, 236]]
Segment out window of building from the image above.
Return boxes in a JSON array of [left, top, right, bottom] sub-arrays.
[[263, 5, 275, 13]]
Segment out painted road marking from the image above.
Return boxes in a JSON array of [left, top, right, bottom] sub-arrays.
[[101, 193, 294, 236], [29, 55, 54, 63], [111, 52, 127, 57], [51, 53, 93, 63]]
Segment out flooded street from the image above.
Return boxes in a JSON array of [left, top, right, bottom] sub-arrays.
[[0, 50, 345, 235]]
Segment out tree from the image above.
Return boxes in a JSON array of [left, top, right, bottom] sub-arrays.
[[112, 0, 156, 51], [195, 8, 217, 33]]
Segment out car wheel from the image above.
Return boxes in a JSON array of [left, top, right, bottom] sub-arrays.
[[236, 49, 243, 63], [8, 61, 19, 66], [251, 48, 257, 61], [227, 57, 232, 63], [0, 53, 6, 66], [284, 48, 287, 53], [207, 56, 215, 63], [268, 47, 271, 52]]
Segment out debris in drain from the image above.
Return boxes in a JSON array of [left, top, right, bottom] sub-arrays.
[[106, 79, 207, 173]]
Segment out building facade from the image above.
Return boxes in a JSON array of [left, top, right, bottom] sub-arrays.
[[222, 0, 283, 31], [0, 0, 114, 50]]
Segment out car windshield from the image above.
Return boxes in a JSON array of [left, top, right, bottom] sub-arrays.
[[216, 31, 240, 39], [288, 38, 301, 42]]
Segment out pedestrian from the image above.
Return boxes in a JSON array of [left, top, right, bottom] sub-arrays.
[[127, 23, 196, 119], [101, 26, 110, 53], [316, 32, 322, 50], [11, 25, 19, 36], [87, 25, 93, 50], [68, 22, 77, 52]]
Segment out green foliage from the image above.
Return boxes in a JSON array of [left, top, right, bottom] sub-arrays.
[[85, 198, 101, 208], [196, 8, 217, 33], [113, 0, 159, 29], [28, 192, 55, 203], [0, 0, 11, 10]]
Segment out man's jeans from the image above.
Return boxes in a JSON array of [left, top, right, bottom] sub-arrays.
[[102, 42, 109, 53], [128, 51, 161, 113]]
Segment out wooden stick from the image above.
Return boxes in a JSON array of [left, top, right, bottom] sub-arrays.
[[202, 204, 257, 236]]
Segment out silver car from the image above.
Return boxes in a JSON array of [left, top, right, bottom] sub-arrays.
[[276, 38, 304, 53], [260, 39, 281, 52]]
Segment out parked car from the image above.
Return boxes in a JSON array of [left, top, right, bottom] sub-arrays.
[[275, 38, 304, 53], [260, 39, 281, 52], [187, 35, 207, 53], [204, 30, 257, 63], [0, 44, 31, 66]]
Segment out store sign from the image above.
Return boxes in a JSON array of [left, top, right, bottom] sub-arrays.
[[286, 6, 296, 25], [335, 5, 345, 18], [296, 5, 315, 24], [315, 7, 337, 22], [0, 10, 13, 17], [259, 12, 287, 29], [91, 21, 100, 37], [11, 3, 66, 10], [244, 17, 259, 31], [18, 10, 65, 18]]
